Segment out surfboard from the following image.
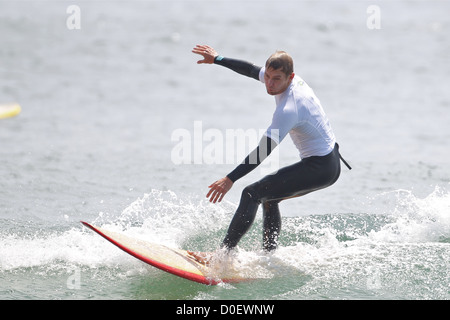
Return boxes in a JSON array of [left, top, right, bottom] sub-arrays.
[[81, 221, 247, 285], [0, 103, 21, 119]]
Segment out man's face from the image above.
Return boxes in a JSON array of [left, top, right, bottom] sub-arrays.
[[264, 67, 295, 96]]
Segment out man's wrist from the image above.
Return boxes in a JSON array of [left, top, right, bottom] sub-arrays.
[[214, 55, 224, 63]]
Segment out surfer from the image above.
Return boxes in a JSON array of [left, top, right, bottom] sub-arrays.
[[191, 44, 351, 256]]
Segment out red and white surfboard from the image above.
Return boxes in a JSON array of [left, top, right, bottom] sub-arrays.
[[81, 221, 246, 285]]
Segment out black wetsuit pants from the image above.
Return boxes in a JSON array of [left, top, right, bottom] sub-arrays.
[[222, 143, 342, 252]]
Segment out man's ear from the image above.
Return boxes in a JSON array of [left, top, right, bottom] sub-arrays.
[[289, 73, 295, 80]]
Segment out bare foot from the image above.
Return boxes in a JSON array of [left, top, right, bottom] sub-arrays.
[[187, 251, 212, 266]]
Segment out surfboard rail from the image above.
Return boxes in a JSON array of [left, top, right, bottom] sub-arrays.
[[81, 221, 240, 285]]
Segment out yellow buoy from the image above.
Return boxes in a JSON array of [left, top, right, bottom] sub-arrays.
[[0, 103, 21, 119]]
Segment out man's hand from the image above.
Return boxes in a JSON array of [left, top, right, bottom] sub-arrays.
[[206, 176, 233, 203], [192, 44, 219, 64]]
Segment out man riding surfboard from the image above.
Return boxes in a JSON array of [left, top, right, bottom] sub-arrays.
[[190, 45, 351, 262]]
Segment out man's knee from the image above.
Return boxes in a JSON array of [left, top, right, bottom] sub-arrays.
[[241, 184, 261, 204]]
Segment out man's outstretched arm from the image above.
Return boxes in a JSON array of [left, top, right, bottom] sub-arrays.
[[192, 44, 261, 81]]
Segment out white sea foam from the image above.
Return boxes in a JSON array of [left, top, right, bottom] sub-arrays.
[[1, 187, 448, 273], [367, 187, 450, 243]]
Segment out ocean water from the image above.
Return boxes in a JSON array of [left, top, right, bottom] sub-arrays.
[[1, 0, 449, 300]]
